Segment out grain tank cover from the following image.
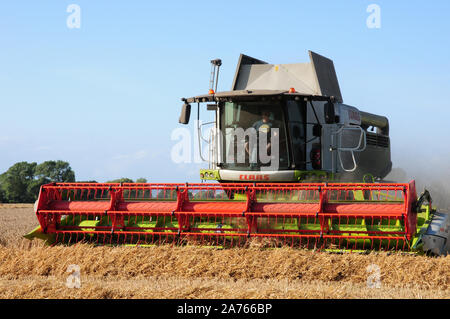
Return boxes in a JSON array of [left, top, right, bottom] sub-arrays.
[[231, 50, 343, 103]]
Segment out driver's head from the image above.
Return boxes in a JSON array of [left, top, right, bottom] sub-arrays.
[[262, 110, 271, 123]]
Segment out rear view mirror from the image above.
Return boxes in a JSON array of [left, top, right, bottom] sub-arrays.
[[324, 101, 335, 124], [179, 102, 191, 124]]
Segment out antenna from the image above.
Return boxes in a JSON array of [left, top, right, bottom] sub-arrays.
[[209, 59, 222, 94]]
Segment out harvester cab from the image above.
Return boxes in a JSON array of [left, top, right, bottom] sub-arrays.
[[180, 51, 392, 183]]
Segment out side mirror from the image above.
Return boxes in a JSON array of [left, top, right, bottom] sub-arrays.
[[324, 101, 335, 124], [179, 102, 191, 124]]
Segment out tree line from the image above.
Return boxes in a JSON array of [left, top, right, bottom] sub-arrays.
[[0, 160, 147, 203]]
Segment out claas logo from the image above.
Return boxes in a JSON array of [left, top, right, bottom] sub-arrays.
[[239, 174, 270, 181]]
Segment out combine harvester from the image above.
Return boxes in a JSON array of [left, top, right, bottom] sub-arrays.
[[26, 51, 450, 255]]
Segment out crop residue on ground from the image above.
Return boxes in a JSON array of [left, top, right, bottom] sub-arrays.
[[0, 206, 449, 298]]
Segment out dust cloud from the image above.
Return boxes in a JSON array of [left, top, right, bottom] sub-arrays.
[[386, 159, 450, 211]]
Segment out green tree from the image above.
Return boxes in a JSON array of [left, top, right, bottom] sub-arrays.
[[0, 187, 5, 203], [106, 178, 134, 183], [0, 162, 37, 203], [0, 160, 76, 203], [135, 178, 147, 183], [28, 160, 76, 197], [34, 160, 76, 184]]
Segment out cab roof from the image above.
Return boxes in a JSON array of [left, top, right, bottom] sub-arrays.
[[183, 89, 334, 104], [182, 50, 343, 104]]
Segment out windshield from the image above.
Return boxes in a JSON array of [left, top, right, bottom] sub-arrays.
[[219, 101, 289, 171]]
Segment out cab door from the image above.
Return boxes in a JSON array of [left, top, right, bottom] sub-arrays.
[[286, 100, 306, 170]]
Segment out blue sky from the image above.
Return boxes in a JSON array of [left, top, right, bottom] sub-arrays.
[[1, 0, 449, 182]]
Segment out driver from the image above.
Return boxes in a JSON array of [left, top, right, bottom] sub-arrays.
[[245, 110, 278, 165], [252, 110, 273, 135]]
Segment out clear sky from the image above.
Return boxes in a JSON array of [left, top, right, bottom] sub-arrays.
[[1, 0, 449, 183]]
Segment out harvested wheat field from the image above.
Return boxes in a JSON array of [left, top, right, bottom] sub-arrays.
[[0, 205, 449, 299]]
